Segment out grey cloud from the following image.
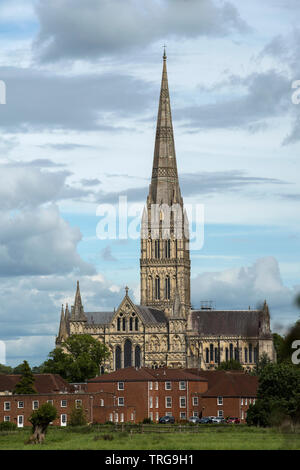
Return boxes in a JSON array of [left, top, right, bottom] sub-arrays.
[[0, 204, 95, 277], [22, 159, 66, 168], [39, 143, 96, 151], [191, 256, 298, 325], [0, 163, 91, 209], [101, 245, 118, 262], [176, 70, 291, 133], [34, 0, 248, 63], [95, 170, 286, 203], [0, 66, 154, 132], [80, 178, 101, 187]]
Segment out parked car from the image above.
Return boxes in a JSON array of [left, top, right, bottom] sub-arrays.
[[159, 415, 175, 424], [211, 417, 226, 424], [188, 416, 200, 424], [199, 417, 213, 424], [226, 417, 240, 424]]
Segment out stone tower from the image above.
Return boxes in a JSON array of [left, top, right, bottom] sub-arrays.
[[140, 50, 191, 318]]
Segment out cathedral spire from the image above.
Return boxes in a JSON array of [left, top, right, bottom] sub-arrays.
[[149, 52, 181, 205], [56, 304, 68, 343], [71, 280, 86, 321]]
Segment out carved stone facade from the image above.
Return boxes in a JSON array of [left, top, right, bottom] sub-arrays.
[[56, 52, 276, 372]]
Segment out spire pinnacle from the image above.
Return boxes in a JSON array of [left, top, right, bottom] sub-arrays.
[[148, 52, 182, 206]]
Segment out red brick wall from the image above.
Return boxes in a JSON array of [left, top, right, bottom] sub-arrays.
[[0, 393, 92, 427]]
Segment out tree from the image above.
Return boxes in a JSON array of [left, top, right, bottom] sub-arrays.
[[69, 405, 87, 426], [28, 403, 57, 444], [13, 360, 36, 394], [250, 352, 272, 376], [272, 333, 285, 363], [217, 359, 243, 371], [0, 363, 13, 374], [280, 320, 300, 366], [246, 363, 300, 427], [43, 334, 110, 382]]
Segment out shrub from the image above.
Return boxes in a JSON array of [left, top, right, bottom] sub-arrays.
[[69, 405, 87, 426], [142, 418, 152, 424], [0, 421, 17, 431]]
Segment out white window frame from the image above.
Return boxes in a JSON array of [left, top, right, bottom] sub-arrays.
[[100, 399, 104, 407], [179, 381, 186, 390], [17, 401, 24, 409], [155, 412, 159, 421], [118, 397, 124, 406], [61, 400, 67, 408], [109, 413, 113, 422], [17, 415, 24, 428], [32, 400, 39, 410], [217, 396, 223, 405], [165, 396, 172, 408], [149, 382, 153, 390], [149, 396, 153, 408], [149, 412, 153, 421], [245, 398, 248, 405], [180, 396, 186, 408], [155, 382, 158, 390], [47, 400, 53, 405], [218, 410, 224, 418], [120, 413, 124, 423], [75, 399, 82, 409], [166, 412, 172, 417], [180, 412, 186, 419], [155, 396, 159, 408], [60, 414, 67, 427], [165, 381, 172, 390], [4, 416, 10, 422], [4, 402, 10, 411], [193, 411, 198, 417], [241, 398, 244, 405], [118, 382, 124, 391], [192, 397, 198, 406]]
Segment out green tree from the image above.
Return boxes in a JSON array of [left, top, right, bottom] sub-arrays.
[[272, 333, 285, 363], [217, 359, 243, 371], [43, 334, 110, 382], [251, 352, 272, 376], [246, 363, 300, 427], [0, 363, 13, 374], [28, 403, 57, 444], [69, 405, 87, 426], [13, 360, 36, 394], [280, 320, 300, 366]]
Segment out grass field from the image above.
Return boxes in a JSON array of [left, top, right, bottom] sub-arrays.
[[0, 425, 300, 450]]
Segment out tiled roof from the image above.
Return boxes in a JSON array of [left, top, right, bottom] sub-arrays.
[[186, 369, 258, 397], [190, 310, 262, 337], [0, 374, 73, 394], [88, 367, 207, 383]]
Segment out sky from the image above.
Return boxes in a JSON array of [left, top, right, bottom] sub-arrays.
[[0, 0, 299, 366]]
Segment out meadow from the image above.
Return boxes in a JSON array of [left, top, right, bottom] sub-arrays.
[[0, 424, 299, 450]]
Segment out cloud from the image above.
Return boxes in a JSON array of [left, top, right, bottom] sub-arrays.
[[39, 143, 96, 151], [0, 204, 95, 276], [0, 163, 91, 209], [191, 256, 299, 324], [101, 245, 118, 262], [177, 70, 291, 133], [80, 178, 101, 187], [95, 170, 286, 204], [0, 273, 123, 366], [33, 0, 248, 62], [0, 66, 154, 131]]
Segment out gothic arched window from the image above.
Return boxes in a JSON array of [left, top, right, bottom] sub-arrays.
[[210, 344, 214, 362], [230, 343, 233, 360], [155, 276, 160, 300], [254, 346, 258, 363], [225, 348, 229, 362], [165, 276, 170, 300], [249, 344, 253, 363], [244, 348, 248, 363], [122, 318, 126, 331], [235, 347, 239, 362], [117, 318, 121, 331], [205, 348, 209, 363], [124, 339, 132, 368], [129, 317, 133, 331], [115, 346, 121, 370], [155, 240, 160, 259], [135, 317, 139, 331], [165, 239, 170, 258], [135, 345, 141, 368]]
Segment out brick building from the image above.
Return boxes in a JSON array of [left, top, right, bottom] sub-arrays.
[[0, 369, 258, 426]]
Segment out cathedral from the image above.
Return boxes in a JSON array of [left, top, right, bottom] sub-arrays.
[[56, 52, 276, 372]]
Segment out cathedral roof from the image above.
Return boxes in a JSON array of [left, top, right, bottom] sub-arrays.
[[190, 309, 266, 337], [84, 306, 167, 326]]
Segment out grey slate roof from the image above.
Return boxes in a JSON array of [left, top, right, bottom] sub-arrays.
[[190, 310, 261, 337], [84, 306, 167, 326], [85, 312, 114, 325]]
